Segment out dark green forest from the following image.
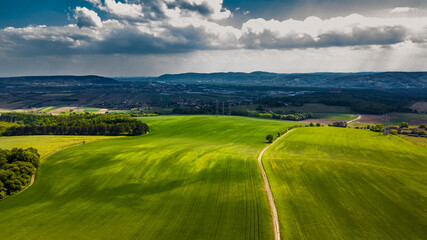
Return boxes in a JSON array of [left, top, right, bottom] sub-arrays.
[[0, 113, 149, 136], [0, 148, 40, 199], [259, 89, 425, 114], [172, 107, 313, 121]]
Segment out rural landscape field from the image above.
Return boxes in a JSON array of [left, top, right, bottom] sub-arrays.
[[0, 116, 294, 239], [2, 0, 427, 239], [264, 128, 427, 239], [1, 115, 426, 239]]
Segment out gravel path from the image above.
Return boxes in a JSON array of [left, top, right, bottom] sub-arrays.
[[258, 129, 294, 240]]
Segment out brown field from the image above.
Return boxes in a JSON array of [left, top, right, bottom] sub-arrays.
[[353, 114, 386, 124], [410, 118, 427, 126], [410, 101, 427, 113]]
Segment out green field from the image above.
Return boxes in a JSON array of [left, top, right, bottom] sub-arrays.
[[0, 116, 294, 240], [389, 113, 427, 125], [38, 106, 60, 113], [264, 127, 427, 239], [0, 135, 119, 158], [76, 107, 103, 113]]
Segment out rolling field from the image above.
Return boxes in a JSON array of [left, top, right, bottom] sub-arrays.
[[263, 127, 427, 239], [0, 116, 294, 240]]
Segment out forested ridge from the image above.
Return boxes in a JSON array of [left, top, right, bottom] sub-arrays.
[[0, 113, 149, 136], [0, 148, 40, 199]]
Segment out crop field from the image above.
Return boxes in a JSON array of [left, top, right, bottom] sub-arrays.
[[388, 113, 427, 125], [0, 116, 294, 240], [263, 127, 427, 239], [0, 135, 119, 158]]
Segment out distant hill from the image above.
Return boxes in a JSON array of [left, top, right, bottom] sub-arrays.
[[156, 72, 427, 89], [0, 75, 119, 87], [2, 72, 427, 89]]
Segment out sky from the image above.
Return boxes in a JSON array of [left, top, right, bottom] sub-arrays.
[[0, 0, 427, 76]]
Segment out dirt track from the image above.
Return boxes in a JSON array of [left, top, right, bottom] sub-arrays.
[[258, 129, 293, 240]]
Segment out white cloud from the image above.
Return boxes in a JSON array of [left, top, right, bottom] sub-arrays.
[[103, 0, 144, 19], [74, 7, 103, 28], [390, 7, 417, 14], [241, 14, 427, 49]]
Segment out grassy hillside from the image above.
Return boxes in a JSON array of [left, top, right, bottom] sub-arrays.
[[264, 128, 427, 239], [0, 115, 294, 240]]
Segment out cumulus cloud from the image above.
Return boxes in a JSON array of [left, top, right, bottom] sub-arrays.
[[103, 0, 144, 19], [0, 17, 239, 56], [74, 7, 102, 28], [240, 14, 427, 49]]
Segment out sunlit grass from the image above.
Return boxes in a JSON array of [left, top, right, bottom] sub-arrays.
[[264, 127, 427, 239], [0, 115, 294, 240]]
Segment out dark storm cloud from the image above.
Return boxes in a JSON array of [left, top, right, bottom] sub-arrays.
[[90, 26, 212, 54]]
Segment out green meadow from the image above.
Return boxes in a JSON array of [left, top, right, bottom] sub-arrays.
[[264, 127, 427, 239], [0, 116, 294, 240]]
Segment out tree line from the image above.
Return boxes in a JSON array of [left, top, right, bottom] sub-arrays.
[[0, 113, 149, 136], [172, 106, 313, 121], [232, 109, 313, 121], [0, 148, 40, 199]]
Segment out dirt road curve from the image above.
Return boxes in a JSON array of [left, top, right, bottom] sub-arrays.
[[347, 114, 361, 123], [258, 129, 293, 240]]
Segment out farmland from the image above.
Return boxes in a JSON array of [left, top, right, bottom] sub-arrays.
[[263, 127, 427, 239], [0, 116, 294, 240], [0, 135, 120, 158]]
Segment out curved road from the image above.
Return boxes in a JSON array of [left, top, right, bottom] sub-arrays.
[[347, 113, 361, 123], [258, 129, 293, 240]]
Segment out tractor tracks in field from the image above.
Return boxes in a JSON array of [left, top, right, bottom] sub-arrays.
[[258, 129, 293, 240]]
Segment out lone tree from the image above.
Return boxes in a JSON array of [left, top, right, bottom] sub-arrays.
[[266, 134, 274, 143], [400, 122, 409, 128]]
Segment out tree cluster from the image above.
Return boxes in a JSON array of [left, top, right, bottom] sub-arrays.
[[367, 124, 384, 132], [0, 113, 149, 136], [329, 122, 348, 128], [0, 148, 40, 199]]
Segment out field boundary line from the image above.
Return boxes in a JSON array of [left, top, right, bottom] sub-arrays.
[[258, 129, 293, 240]]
